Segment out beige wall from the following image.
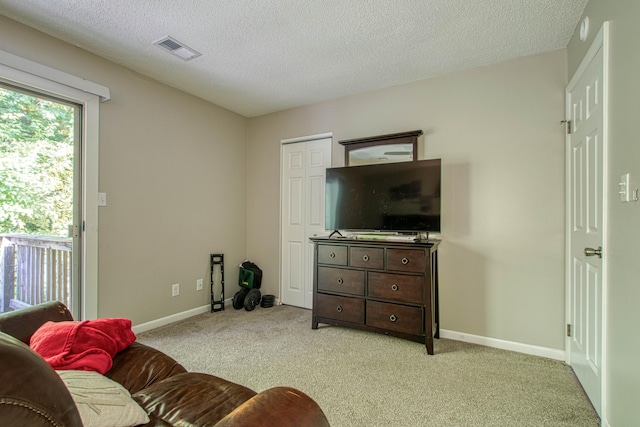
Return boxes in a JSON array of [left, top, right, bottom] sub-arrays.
[[0, 16, 248, 325], [247, 49, 568, 350], [567, 0, 640, 424]]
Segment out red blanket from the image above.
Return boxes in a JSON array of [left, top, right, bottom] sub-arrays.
[[30, 318, 136, 374]]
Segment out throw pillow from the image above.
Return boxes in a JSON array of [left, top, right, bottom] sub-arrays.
[[57, 370, 150, 427]]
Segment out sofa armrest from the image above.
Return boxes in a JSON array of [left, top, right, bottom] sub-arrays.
[[0, 332, 83, 427], [133, 372, 258, 426], [214, 386, 330, 427], [0, 301, 74, 344], [105, 342, 188, 394]]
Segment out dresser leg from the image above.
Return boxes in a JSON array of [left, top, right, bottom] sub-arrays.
[[426, 338, 434, 355], [312, 316, 318, 329]]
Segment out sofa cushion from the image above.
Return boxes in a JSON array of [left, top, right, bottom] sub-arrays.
[[30, 318, 136, 374], [57, 370, 149, 427], [105, 342, 187, 395], [133, 372, 257, 426]]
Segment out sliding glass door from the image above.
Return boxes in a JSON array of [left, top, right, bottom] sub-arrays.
[[0, 82, 81, 314]]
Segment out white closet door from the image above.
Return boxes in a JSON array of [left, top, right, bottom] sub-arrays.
[[281, 138, 331, 308]]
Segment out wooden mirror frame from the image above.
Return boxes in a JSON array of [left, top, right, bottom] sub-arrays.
[[339, 130, 423, 166]]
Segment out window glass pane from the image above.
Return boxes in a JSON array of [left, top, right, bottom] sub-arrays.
[[0, 83, 78, 313]]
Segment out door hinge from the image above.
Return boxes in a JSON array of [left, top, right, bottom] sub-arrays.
[[561, 120, 572, 135], [566, 323, 572, 337]]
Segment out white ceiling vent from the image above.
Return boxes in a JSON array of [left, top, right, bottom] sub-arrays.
[[153, 36, 201, 61]]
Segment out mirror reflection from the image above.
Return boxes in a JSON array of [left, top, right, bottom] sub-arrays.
[[348, 143, 414, 166]]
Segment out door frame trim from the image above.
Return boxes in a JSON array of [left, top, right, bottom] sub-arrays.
[[0, 50, 110, 101], [281, 132, 333, 145], [564, 21, 609, 419]]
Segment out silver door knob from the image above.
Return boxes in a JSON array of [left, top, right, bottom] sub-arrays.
[[584, 246, 603, 258]]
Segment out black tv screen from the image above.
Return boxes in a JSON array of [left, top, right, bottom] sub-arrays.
[[325, 159, 441, 233]]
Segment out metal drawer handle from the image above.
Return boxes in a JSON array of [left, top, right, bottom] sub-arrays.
[[391, 284, 398, 291], [337, 278, 344, 285], [330, 252, 336, 258], [389, 314, 397, 322], [362, 255, 369, 262], [401, 257, 409, 265], [336, 306, 343, 313]]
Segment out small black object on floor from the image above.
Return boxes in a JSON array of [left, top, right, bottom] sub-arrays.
[[233, 261, 263, 311], [260, 295, 275, 308], [210, 254, 225, 313]]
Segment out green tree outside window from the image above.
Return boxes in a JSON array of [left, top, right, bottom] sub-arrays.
[[0, 87, 74, 237]]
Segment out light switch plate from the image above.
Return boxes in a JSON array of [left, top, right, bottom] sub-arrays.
[[97, 192, 107, 206]]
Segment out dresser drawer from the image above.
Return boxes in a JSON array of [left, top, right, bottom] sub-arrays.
[[367, 272, 424, 303], [366, 301, 423, 335], [318, 267, 365, 295], [316, 294, 365, 324], [317, 244, 348, 266], [350, 246, 384, 269], [387, 248, 425, 273]]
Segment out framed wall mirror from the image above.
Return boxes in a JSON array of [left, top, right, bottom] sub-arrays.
[[339, 130, 423, 166]]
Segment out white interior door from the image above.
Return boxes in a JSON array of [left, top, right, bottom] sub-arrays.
[[566, 23, 608, 417], [281, 137, 331, 308]]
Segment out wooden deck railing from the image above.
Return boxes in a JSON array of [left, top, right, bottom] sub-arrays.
[[0, 234, 73, 313]]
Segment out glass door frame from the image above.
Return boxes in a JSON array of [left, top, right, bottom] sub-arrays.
[[0, 50, 109, 319]]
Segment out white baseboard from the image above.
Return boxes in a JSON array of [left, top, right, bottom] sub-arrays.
[[132, 295, 286, 335], [132, 299, 231, 334], [440, 329, 565, 361]]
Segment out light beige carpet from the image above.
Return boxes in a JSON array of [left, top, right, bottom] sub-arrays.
[[137, 304, 600, 427]]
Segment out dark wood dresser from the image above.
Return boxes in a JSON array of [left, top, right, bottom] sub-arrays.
[[310, 237, 440, 354]]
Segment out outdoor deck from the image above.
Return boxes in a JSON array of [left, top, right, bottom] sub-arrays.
[[0, 234, 72, 313]]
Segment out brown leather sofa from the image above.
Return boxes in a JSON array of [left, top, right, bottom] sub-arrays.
[[0, 301, 330, 426]]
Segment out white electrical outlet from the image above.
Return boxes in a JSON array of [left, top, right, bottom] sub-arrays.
[[172, 283, 180, 297], [196, 279, 203, 291]]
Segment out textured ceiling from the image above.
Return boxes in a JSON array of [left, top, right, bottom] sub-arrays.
[[0, 0, 588, 117]]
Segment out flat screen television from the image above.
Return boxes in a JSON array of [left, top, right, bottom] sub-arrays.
[[325, 159, 441, 233]]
